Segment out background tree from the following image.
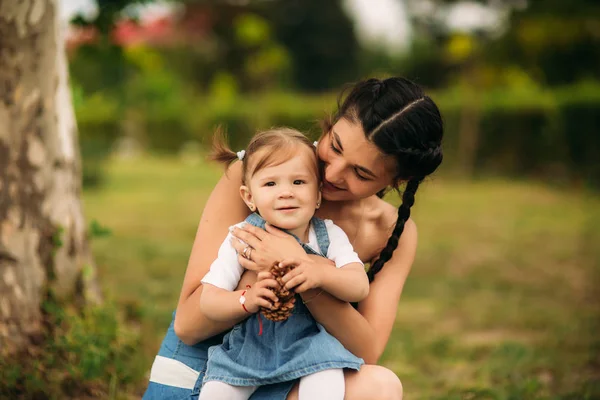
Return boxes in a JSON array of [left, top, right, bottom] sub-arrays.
[[0, 0, 101, 353], [261, 0, 359, 91]]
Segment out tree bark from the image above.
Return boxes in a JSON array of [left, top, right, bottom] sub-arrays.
[[0, 0, 100, 354]]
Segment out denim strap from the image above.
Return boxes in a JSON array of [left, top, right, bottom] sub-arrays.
[[309, 217, 330, 256]]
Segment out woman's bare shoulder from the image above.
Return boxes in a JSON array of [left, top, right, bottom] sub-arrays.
[[371, 196, 416, 232], [365, 196, 417, 261]]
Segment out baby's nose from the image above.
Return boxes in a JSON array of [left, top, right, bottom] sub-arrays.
[[278, 189, 294, 198]]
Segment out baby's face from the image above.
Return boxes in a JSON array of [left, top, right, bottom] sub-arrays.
[[246, 147, 320, 231]]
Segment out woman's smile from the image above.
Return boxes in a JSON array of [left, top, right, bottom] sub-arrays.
[[322, 179, 346, 193]]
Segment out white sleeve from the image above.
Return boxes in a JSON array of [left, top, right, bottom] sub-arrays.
[[200, 232, 244, 291], [324, 220, 363, 268]]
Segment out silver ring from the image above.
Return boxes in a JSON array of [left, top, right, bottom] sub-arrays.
[[242, 245, 252, 260]]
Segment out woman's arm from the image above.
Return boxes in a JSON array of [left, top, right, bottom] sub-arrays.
[[300, 219, 418, 364], [173, 162, 251, 344]]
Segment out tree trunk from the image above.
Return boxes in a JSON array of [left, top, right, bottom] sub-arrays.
[[0, 0, 100, 354]]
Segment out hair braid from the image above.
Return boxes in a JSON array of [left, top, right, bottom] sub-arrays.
[[367, 179, 421, 282]]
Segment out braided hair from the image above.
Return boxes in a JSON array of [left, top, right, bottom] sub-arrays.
[[326, 78, 444, 282]]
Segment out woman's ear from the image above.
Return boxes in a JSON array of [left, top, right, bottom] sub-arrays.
[[315, 190, 322, 209], [240, 185, 256, 211]]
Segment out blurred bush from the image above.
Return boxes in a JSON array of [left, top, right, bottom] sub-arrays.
[[75, 81, 600, 189], [437, 82, 600, 187], [73, 88, 122, 188], [0, 296, 143, 398]]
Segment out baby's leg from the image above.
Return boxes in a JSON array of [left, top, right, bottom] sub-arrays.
[[298, 368, 345, 400], [199, 381, 257, 400]]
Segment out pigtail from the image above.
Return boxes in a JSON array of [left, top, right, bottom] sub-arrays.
[[367, 179, 421, 282], [210, 126, 239, 167]]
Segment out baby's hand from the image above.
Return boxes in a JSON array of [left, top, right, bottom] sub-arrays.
[[244, 273, 280, 313], [279, 258, 323, 293]]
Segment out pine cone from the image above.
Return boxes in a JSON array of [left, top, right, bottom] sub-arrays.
[[261, 262, 296, 322]]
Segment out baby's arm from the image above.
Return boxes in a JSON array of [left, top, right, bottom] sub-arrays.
[[200, 284, 252, 322], [280, 221, 369, 303], [318, 221, 369, 302], [200, 278, 278, 321], [200, 233, 279, 321], [279, 259, 368, 303], [319, 261, 369, 302]]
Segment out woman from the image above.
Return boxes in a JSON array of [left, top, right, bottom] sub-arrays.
[[144, 77, 444, 399]]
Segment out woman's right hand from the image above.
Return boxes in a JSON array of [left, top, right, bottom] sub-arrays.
[[230, 223, 308, 272]]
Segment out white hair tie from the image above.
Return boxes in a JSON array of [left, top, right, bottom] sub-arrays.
[[313, 141, 318, 148], [237, 150, 246, 161]]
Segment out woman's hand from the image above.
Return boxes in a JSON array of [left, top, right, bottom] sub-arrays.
[[279, 258, 324, 293], [244, 272, 281, 313], [230, 223, 308, 271]]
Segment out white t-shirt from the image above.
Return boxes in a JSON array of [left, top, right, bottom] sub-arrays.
[[201, 219, 363, 291]]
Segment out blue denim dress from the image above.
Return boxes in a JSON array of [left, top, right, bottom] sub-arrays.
[[202, 213, 364, 387]]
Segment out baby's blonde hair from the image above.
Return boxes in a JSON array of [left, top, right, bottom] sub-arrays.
[[211, 127, 318, 184]]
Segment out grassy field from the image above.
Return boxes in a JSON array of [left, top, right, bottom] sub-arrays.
[[82, 156, 600, 399]]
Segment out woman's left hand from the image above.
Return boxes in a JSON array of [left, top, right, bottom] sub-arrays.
[[230, 223, 308, 271]]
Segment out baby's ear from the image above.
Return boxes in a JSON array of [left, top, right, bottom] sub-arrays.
[[240, 185, 255, 211]]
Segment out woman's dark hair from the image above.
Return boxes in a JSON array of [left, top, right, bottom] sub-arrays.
[[324, 77, 443, 282]]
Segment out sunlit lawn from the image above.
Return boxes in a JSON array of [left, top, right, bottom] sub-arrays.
[[83, 156, 600, 399]]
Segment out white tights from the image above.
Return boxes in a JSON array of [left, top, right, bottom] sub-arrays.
[[198, 368, 345, 400]]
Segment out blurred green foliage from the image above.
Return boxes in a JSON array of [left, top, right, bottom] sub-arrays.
[[66, 0, 600, 190], [0, 296, 143, 399], [257, 0, 359, 91], [404, 0, 600, 88], [74, 76, 600, 189]]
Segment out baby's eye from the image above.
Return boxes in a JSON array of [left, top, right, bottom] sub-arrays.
[[293, 180, 305, 185], [265, 182, 276, 187]]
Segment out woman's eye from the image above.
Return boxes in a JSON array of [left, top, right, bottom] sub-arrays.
[[293, 180, 305, 185], [354, 170, 369, 181], [330, 143, 342, 154]]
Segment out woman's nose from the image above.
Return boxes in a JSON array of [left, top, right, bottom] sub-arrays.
[[325, 161, 345, 185]]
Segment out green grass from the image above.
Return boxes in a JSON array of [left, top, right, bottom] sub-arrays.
[[82, 156, 600, 399]]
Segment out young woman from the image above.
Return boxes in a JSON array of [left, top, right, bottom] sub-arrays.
[[144, 77, 444, 400]]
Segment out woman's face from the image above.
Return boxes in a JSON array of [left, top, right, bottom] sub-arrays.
[[316, 118, 396, 202]]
